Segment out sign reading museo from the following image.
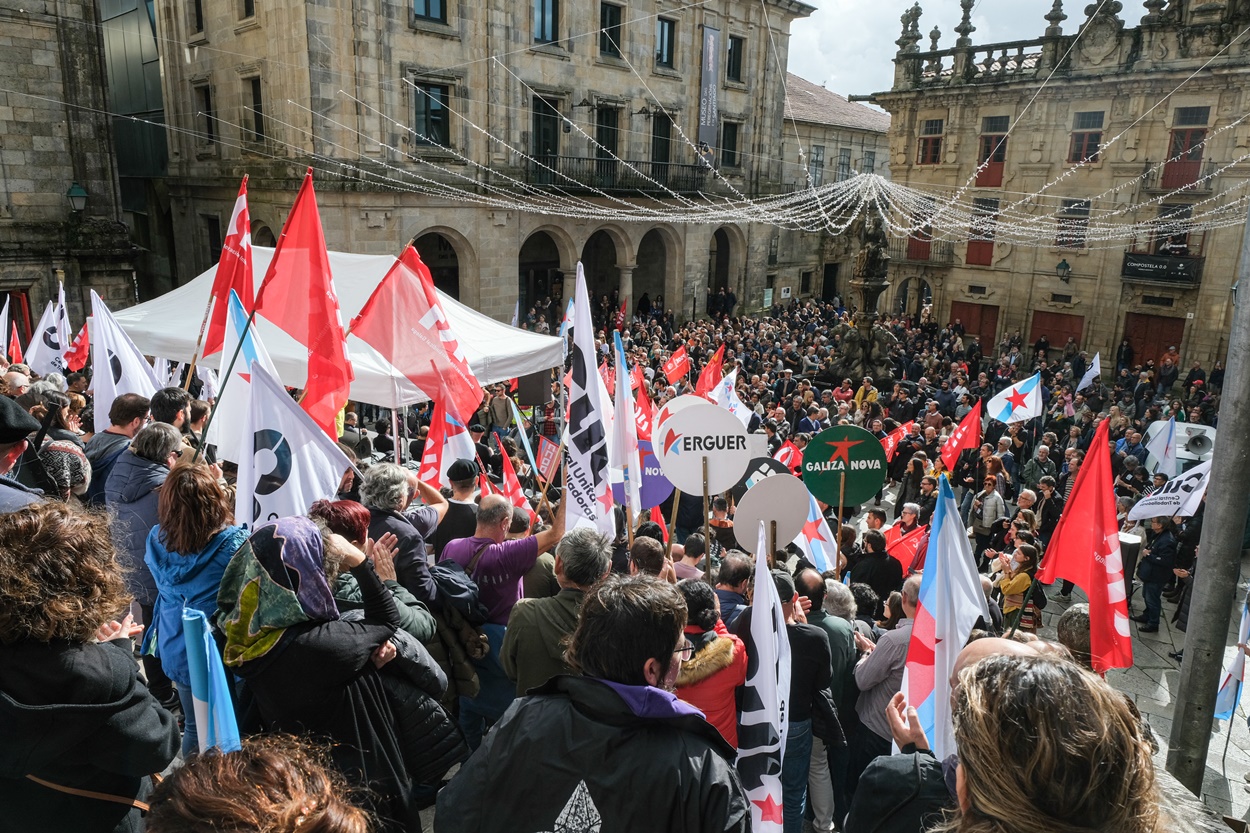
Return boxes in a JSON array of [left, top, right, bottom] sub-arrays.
[[802, 425, 888, 507]]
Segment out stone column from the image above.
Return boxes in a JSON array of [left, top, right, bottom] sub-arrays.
[[617, 264, 635, 318], [561, 269, 576, 306]]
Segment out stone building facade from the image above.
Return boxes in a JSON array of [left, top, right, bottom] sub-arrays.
[[0, 1, 135, 332], [871, 0, 1250, 368], [149, 0, 872, 322]]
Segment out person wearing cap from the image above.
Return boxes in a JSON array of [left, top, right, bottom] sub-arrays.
[[0, 395, 44, 512], [469, 423, 496, 473], [432, 458, 480, 558]]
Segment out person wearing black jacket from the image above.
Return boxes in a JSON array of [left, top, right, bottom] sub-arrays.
[[1133, 517, 1178, 633], [848, 530, 903, 618], [437, 575, 749, 833]]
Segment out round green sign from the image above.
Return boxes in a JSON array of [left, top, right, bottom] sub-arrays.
[[801, 425, 888, 508]]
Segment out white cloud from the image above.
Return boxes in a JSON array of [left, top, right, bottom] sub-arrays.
[[786, 1, 1074, 99]]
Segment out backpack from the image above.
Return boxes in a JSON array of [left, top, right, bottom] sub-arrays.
[[1030, 578, 1048, 611], [429, 542, 492, 626], [83, 443, 128, 507]]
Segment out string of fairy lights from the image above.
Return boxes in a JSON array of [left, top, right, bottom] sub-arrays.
[[2, 3, 1249, 251]]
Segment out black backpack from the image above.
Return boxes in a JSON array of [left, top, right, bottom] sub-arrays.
[[429, 542, 491, 626]]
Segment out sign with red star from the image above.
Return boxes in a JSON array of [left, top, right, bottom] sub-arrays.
[[825, 436, 864, 466], [802, 425, 887, 508]]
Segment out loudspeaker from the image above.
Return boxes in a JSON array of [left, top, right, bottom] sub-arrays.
[[516, 371, 553, 406], [1176, 424, 1217, 462], [1186, 432, 1214, 456]]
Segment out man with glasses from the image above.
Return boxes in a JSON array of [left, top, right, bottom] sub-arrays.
[[439, 574, 750, 832]]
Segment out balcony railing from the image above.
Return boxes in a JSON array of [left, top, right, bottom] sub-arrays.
[[1141, 160, 1217, 194], [889, 236, 955, 266], [897, 38, 1052, 90], [524, 155, 710, 194]]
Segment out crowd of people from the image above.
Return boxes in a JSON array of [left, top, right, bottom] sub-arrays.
[[0, 291, 1214, 833]]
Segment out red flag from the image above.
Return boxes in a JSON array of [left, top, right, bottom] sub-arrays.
[[8, 323, 22, 364], [774, 440, 804, 473], [635, 383, 655, 441], [500, 450, 537, 524], [254, 170, 353, 437], [650, 505, 669, 544], [694, 344, 726, 398], [885, 523, 929, 570], [1036, 420, 1132, 673], [478, 469, 496, 497], [204, 176, 253, 356], [662, 346, 690, 386], [64, 322, 90, 372], [349, 244, 483, 423], [599, 361, 615, 394], [629, 364, 644, 392], [940, 399, 983, 472], [615, 299, 627, 331], [881, 420, 916, 463]]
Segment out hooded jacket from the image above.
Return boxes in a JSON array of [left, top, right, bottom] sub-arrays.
[[145, 524, 249, 688], [499, 587, 582, 696], [105, 450, 168, 605], [0, 638, 180, 833], [435, 675, 749, 833], [676, 629, 747, 748]]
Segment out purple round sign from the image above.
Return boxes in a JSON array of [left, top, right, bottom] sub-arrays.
[[612, 439, 675, 510]]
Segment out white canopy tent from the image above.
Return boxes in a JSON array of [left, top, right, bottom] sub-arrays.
[[111, 247, 563, 406]]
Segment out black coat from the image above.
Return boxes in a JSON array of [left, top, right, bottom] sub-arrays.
[[1138, 530, 1178, 585], [844, 746, 952, 833], [436, 675, 749, 833], [0, 638, 179, 833]]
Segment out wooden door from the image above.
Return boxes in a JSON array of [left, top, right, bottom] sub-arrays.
[[1123, 313, 1186, 368], [1029, 311, 1085, 360], [949, 301, 1000, 349]]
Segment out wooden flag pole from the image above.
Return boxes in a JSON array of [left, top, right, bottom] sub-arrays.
[[665, 488, 682, 560], [535, 436, 566, 521], [769, 519, 777, 569], [626, 503, 635, 549], [838, 472, 847, 525], [702, 456, 711, 567], [191, 302, 265, 464]]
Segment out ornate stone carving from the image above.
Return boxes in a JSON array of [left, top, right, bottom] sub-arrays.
[[955, 0, 976, 48], [1141, 0, 1166, 25], [1046, 1, 1068, 36]]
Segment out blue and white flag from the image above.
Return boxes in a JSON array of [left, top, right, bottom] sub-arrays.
[[1145, 417, 1178, 477], [737, 521, 791, 832], [711, 368, 753, 428], [985, 372, 1043, 424], [208, 290, 278, 465], [901, 475, 989, 759], [1217, 596, 1250, 721], [182, 608, 242, 753], [611, 331, 642, 519], [793, 491, 837, 573], [1077, 352, 1102, 392], [90, 291, 162, 434]]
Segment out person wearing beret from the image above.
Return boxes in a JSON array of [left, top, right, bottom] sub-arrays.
[[0, 396, 43, 513], [431, 458, 480, 559]]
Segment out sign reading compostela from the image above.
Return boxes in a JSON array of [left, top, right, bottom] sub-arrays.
[[802, 424, 888, 508]]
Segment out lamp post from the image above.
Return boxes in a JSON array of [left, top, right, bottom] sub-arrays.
[[66, 182, 88, 213], [1055, 259, 1072, 283]]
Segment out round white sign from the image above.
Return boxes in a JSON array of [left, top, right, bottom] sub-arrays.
[[733, 473, 812, 553], [655, 403, 753, 494], [653, 394, 709, 436]]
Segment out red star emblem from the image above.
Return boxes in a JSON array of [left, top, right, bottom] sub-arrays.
[[753, 793, 785, 825], [802, 517, 827, 543], [596, 486, 615, 514], [826, 437, 863, 465], [1006, 387, 1029, 412]]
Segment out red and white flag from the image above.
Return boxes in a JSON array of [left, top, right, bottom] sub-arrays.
[[662, 346, 690, 386], [349, 244, 483, 422], [774, 440, 804, 473], [7, 322, 22, 364], [634, 382, 655, 441], [417, 396, 477, 490], [253, 170, 353, 438], [500, 449, 536, 524], [629, 365, 645, 392], [1035, 419, 1133, 673], [203, 176, 253, 358], [940, 399, 982, 472], [881, 420, 915, 463], [64, 322, 90, 372], [694, 344, 726, 399]]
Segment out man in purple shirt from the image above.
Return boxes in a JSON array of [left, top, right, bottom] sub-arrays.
[[442, 493, 567, 626]]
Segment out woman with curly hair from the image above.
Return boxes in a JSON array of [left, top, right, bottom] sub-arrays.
[[0, 502, 180, 833], [145, 462, 248, 755], [938, 653, 1161, 833], [146, 735, 370, 833]]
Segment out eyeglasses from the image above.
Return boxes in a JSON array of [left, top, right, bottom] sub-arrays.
[[673, 639, 695, 662]]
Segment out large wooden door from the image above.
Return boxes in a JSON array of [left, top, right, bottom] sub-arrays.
[[1123, 313, 1186, 368], [949, 301, 1000, 349], [1030, 311, 1085, 359]]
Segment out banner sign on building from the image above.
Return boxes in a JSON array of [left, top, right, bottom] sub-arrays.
[[698, 26, 720, 164]]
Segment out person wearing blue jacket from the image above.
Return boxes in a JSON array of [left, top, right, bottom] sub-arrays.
[[145, 462, 247, 754]]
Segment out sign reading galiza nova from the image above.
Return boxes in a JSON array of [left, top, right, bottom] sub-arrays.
[[801, 424, 888, 508]]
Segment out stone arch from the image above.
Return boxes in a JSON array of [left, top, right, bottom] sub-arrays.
[[251, 222, 277, 247], [408, 225, 479, 307], [705, 224, 747, 316], [634, 224, 681, 318], [895, 276, 933, 317], [579, 224, 635, 304]]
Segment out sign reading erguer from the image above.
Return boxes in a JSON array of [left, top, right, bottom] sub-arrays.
[[801, 425, 888, 508], [656, 403, 753, 494]]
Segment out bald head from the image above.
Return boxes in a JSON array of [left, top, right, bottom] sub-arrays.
[[476, 494, 513, 541], [951, 637, 1041, 690]]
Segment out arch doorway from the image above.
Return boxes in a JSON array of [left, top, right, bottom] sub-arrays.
[[635, 229, 670, 317], [252, 224, 277, 247], [896, 276, 932, 317], [414, 232, 460, 299], [518, 231, 561, 320], [581, 230, 619, 305]]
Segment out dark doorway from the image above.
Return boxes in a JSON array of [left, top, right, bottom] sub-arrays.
[[414, 233, 460, 299]]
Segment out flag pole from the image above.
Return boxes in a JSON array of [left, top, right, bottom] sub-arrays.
[[183, 295, 214, 391], [702, 456, 712, 568], [1004, 578, 1037, 639], [191, 303, 263, 464], [665, 489, 682, 560]]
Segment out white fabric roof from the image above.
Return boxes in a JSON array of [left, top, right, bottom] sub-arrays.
[[111, 246, 563, 407]]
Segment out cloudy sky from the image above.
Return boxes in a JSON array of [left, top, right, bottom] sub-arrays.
[[787, 1, 1076, 99]]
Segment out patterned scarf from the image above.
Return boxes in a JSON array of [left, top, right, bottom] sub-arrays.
[[216, 516, 339, 667]]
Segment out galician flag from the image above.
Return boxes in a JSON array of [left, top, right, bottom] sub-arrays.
[[236, 363, 354, 527], [986, 372, 1043, 424], [712, 368, 753, 427], [1077, 352, 1102, 392], [90, 291, 163, 434], [564, 263, 616, 538], [901, 475, 989, 759], [417, 394, 477, 489], [793, 492, 837, 573], [207, 290, 279, 465], [737, 521, 791, 832], [1145, 416, 1178, 477], [610, 331, 642, 519], [182, 608, 242, 753], [1216, 595, 1250, 721]]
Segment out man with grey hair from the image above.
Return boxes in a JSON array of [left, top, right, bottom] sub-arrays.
[[1021, 445, 1057, 491], [850, 574, 921, 797], [501, 527, 612, 696], [823, 580, 857, 621], [363, 462, 449, 609]]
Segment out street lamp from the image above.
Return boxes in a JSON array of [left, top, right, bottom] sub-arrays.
[[66, 182, 88, 213], [1055, 259, 1072, 283]]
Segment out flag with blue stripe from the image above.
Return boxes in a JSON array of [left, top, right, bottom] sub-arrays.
[[985, 372, 1043, 425], [1217, 596, 1249, 721], [793, 491, 837, 573], [183, 608, 242, 753]]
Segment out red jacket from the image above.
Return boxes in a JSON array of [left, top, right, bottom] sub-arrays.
[[676, 627, 748, 748]]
